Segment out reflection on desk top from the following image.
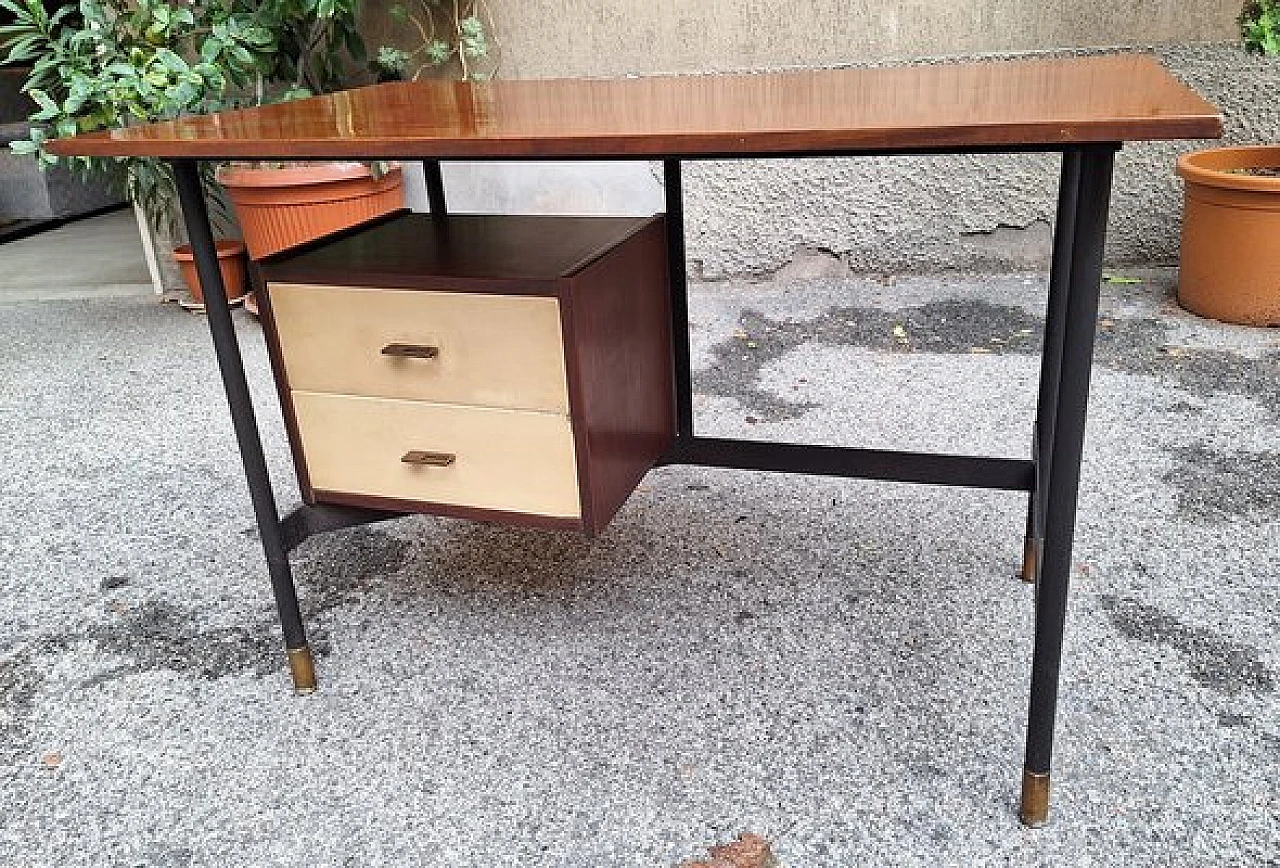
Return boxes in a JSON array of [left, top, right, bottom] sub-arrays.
[[47, 54, 1221, 160]]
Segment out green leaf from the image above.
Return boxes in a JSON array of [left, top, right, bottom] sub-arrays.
[[28, 87, 58, 119], [1102, 275, 1143, 285], [199, 37, 221, 64], [426, 38, 449, 65], [154, 48, 189, 74], [3, 36, 40, 64], [165, 80, 198, 106], [242, 27, 273, 47]]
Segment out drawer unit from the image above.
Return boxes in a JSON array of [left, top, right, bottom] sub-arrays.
[[259, 213, 674, 535], [269, 284, 571, 413], [292, 392, 581, 518]]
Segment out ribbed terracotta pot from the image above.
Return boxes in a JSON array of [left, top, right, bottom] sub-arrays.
[[1177, 146, 1280, 327], [173, 239, 248, 306], [217, 162, 405, 261]]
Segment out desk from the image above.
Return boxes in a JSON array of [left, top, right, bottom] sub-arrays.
[[48, 54, 1222, 826]]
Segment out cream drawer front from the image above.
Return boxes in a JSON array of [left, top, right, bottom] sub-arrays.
[[269, 283, 570, 413], [292, 391, 581, 518]]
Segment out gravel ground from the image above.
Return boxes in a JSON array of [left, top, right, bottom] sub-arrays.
[[0, 269, 1276, 866]]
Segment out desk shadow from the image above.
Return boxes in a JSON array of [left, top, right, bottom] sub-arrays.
[[288, 469, 1026, 654], [283, 473, 1031, 837]]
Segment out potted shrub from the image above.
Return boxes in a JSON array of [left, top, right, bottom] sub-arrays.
[[219, 0, 498, 261], [0, 0, 407, 307], [211, 0, 404, 269], [0, 0, 286, 306], [1175, 2, 1280, 326]]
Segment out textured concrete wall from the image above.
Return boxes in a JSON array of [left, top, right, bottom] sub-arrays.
[[680, 46, 1280, 277], [370, 2, 1268, 276], [481, 1, 1237, 78], [416, 45, 1279, 277]]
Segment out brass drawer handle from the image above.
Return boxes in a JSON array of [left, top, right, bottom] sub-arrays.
[[382, 343, 439, 359], [401, 450, 456, 467]]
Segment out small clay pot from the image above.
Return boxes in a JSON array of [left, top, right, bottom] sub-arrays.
[[173, 239, 249, 307], [1177, 145, 1280, 327]]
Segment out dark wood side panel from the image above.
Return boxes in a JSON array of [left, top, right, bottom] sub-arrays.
[[255, 268, 316, 504], [564, 217, 675, 535]]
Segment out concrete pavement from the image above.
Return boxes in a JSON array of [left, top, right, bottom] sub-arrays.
[[0, 265, 1276, 866]]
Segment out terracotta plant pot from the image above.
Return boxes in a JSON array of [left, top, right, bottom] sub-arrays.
[[1177, 145, 1280, 326], [173, 239, 249, 307], [217, 162, 405, 261]]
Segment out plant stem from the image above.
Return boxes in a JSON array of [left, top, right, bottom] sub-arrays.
[[453, 0, 467, 80]]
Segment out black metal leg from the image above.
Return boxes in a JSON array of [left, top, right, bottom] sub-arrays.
[[1020, 145, 1116, 826], [664, 159, 694, 439], [1022, 150, 1082, 582], [171, 160, 316, 695], [423, 160, 447, 216]]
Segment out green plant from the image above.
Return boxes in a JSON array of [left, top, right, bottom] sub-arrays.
[[0, 0, 364, 232], [265, 0, 364, 94], [370, 44, 409, 81], [379, 0, 495, 81], [1242, 0, 1280, 55]]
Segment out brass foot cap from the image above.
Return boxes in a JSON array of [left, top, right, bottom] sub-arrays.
[[1019, 537, 1041, 584], [287, 646, 317, 695], [1019, 769, 1051, 827]]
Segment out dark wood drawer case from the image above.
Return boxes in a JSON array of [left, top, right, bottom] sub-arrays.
[[258, 213, 675, 535]]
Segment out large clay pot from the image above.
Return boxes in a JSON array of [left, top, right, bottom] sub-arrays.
[[173, 239, 248, 307], [1177, 145, 1280, 326], [217, 162, 405, 260]]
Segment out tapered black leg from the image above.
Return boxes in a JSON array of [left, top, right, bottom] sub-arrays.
[[664, 159, 694, 439], [1022, 151, 1082, 582], [423, 160, 447, 216], [1020, 145, 1116, 825], [171, 160, 316, 694]]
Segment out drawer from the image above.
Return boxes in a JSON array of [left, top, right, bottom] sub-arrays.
[[268, 283, 570, 413], [292, 391, 581, 518]]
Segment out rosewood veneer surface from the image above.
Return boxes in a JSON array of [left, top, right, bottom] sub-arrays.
[[46, 55, 1220, 160]]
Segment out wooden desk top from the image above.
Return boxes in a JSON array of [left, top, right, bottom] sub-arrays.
[[47, 54, 1220, 160]]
